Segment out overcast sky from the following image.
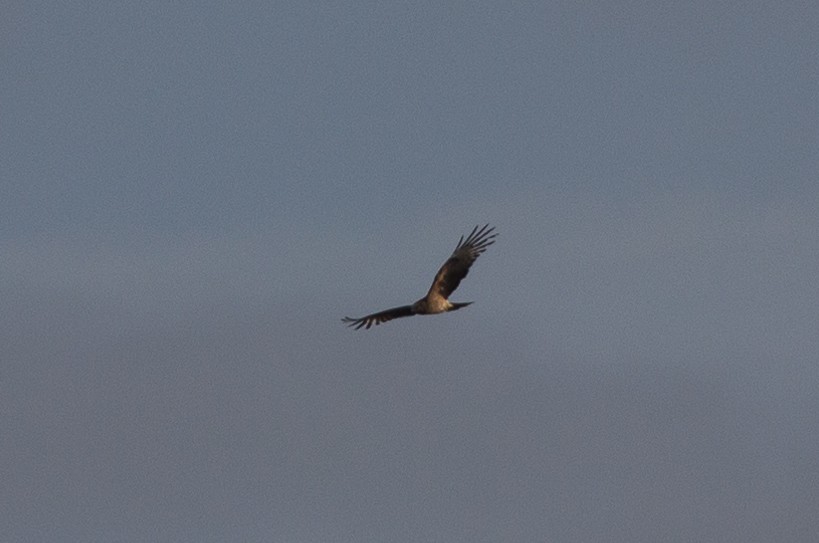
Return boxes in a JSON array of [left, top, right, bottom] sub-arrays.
[[3, 1, 819, 541]]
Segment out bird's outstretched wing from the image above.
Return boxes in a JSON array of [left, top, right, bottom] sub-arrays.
[[427, 224, 497, 299], [341, 305, 415, 330]]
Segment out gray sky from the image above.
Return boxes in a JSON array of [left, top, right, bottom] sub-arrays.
[[3, 1, 818, 541]]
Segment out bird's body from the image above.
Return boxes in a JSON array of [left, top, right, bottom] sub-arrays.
[[342, 224, 497, 330]]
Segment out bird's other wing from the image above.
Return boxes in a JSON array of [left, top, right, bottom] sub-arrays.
[[341, 305, 416, 330], [427, 224, 497, 299]]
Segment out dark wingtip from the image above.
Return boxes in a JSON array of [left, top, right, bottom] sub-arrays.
[[342, 317, 362, 329], [465, 224, 498, 253], [455, 234, 465, 250]]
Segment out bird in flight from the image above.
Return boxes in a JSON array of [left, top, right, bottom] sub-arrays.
[[342, 224, 497, 330]]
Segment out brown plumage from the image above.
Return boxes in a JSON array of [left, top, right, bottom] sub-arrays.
[[342, 224, 497, 330]]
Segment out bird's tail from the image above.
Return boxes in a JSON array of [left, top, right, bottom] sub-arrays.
[[448, 301, 473, 311]]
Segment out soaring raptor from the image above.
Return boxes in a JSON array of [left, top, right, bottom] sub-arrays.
[[342, 224, 497, 330]]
